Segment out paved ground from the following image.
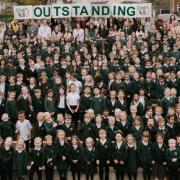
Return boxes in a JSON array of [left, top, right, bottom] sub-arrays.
[[24, 167, 144, 180]]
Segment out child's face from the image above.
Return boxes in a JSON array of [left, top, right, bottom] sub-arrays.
[[86, 139, 93, 148], [155, 108, 162, 115], [157, 136, 163, 144], [84, 116, 91, 124], [9, 93, 15, 99], [48, 92, 53, 97], [147, 119, 154, 127], [59, 89, 65, 95], [134, 119, 140, 126], [115, 133, 123, 142], [57, 115, 64, 123], [65, 118, 71, 124], [84, 87, 91, 94], [120, 113, 127, 121], [127, 137, 133, 144], [72, 138, 78, 145], [108, 118, 115, 125], [131, 107, 137, 114], [168, 140, 176, 148], [96, 116, 102, 123], [159, 120, 165, 127], [142, 135, 149, 142], [34, 139, 42, 147], [46, 138, 52, 146], [58, 132, 65, 141], [94, 88, 100, 95], [17, 141, 24, 150], [5, 138, 12, 147], [70, 85, 76, 92], [169, 117, 175, 124], [99, 132, 106, 140], [35, 92, 41, 97], [110, 93, 116, 99], [2, 114, 9, 121], [18, 114, 25, 122]]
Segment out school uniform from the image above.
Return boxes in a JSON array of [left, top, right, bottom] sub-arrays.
[[96, 139, 111, 180], [78, 122, 94, 142], [152, 143, 167, 179], [29, 147, 44, 180], [0, 98, 6, 118], [90, 95, 106, 115], [44, 98, 56, 114], [1, 146, 14, 180], [117, 121, 130, 138], [116, 99, 128, 112], [166, 123, 177, 139], [156, 126, 170, 145], [62, 123, 75, 142], [126, 144, 138, 180], [17, 96, 31, 116], [165, 148, 180, 180], [92, 123, 105, 141], [44, 121, 56, 139], [105, 125, 119, 143], [56, 95, 66, 115], [69, 145, 82, 180], [144, 126, 157, 143], [32, 96, 44, 116], [82, 147, 97, 180], [54, 140, 70, 180], [106, 99, 119, 115], [130, 125, 144, 142], [112, 141, 127, 180], [43, 144, 56, 180], [13, 149, 28, 180], [0, 120, 14, 140], [138, 141, 154, 180], [110, 80, 125, 93], [5, 99, 18, 122], [160, 97, 175, 116]]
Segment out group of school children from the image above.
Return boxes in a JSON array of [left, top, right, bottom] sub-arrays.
[[0, 15, 180, 180]]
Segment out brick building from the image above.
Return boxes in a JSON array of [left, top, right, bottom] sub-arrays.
[[169, 0, 180, 13]]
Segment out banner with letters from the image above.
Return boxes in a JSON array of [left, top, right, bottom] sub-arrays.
[[13, 3, 152, 19]]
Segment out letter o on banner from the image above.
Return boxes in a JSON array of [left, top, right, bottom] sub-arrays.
[[34, 7, 42, 17]]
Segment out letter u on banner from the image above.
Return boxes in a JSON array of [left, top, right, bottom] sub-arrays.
[[33, 5, 51, 19]]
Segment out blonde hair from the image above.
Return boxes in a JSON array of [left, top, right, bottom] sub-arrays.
[[126, 134, 137, 150]]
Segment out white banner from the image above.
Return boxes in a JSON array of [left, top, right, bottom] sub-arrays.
[[13, 3, 152, 19]]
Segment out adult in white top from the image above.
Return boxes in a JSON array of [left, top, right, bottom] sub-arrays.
[[38, 19, 51, 39], [73, 23, 84, 42]]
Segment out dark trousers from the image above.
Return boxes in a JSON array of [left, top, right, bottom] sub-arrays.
[[72, 171, 81, 180], [25, 140, 30, 154], [115, 164, 125, 180], [86, 174, 94, 180], [45, 166, 54, 180], [168, 165, 178, 180], [99, 161, 109, 180], [68, 106, 79, 128], [29, 165, 42, 180], [142, 167, 151, 180], [127, 173, 137, 180], [1, 171, 12, 180], [58, 170, 67, 180]]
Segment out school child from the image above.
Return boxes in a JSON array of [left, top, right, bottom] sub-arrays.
[[106, 90, 118, 116], [102, 109, 110, 126], [106, 116, 119, 143], [152, 133, 167, 180], [62, 114, 75, 142], [0, 91, 6, 118], [44, 89, 56, 117], [92, 114, 105, 141], [144, 118, 157, 143], [15, 111, 32, 153], [96, 129, 111, 180], [13, 138, 28, 180], [138, 131, 154, 180], [32, 112, 45, 141], [90, 87, 106, 115], [79, 86, 92, 121], [127, 105, 138, 127], [54, 130, 70, 180], [66, 84, 80, 128], [78, 113, 94, 142], [1, 137, 14, 180], [156, 117, 170, 144], [29, 137, 44, 180], [142, 106, 153, 126], [166, 115, 176, 139], [112, 131, 127, 180], [126, 134, 138, 180], [5, 91, 18, 123], [17, 86, 32, 117], [69, 135, 82, 180], [44, 112, 56, 138], [130, 116, 144, 142], [165, 139, 180, 180], [154, 105, 163, 125], [54, 113, 65, 130], [117, 111, 130, 137], [57, 87, 66, 115], [43, 135, 55, 180], [32, 89, 44, 116], [0, 113, 14, 140], [116, 90, 128, 112], [82, 137, 96, 180]]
